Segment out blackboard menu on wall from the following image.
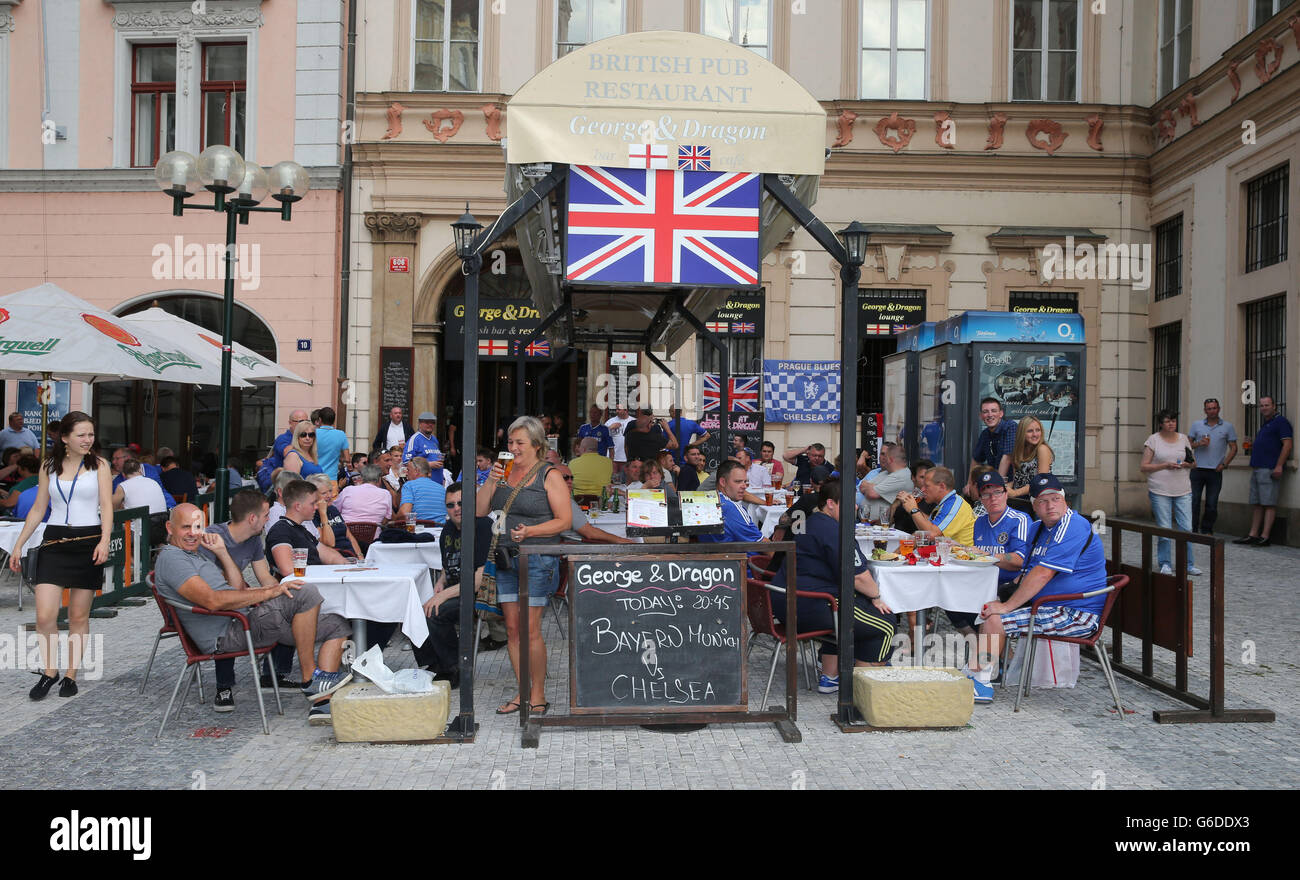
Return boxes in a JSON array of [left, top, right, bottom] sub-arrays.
[[379, 347, 413, 420], [568, 554, 748, 714]]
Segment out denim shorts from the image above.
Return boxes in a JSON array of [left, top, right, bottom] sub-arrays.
[[495, 552, 560, 608], [1249, 467, 1279, 506]]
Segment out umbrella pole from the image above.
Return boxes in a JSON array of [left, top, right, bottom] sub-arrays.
[[40, 372, 50, 458], [215, 203, 239, 520]]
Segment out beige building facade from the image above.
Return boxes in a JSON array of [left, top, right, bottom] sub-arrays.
[[347, 0, 1298, 541]]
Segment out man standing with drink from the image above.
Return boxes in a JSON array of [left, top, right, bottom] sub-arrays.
[[1187, 398, 1237, 535]]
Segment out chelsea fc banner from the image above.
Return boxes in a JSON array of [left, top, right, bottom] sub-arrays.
[[763, 360, 841, 424]]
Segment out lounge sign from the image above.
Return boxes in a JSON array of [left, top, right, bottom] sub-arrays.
[[508, 32, 827, 176]]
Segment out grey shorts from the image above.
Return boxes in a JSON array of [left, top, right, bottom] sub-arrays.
[[216, 583, 351, 654], [1249, 467, 1280, 507]]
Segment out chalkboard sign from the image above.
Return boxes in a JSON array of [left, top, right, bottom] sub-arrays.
[[379, 347, 413, 420], [568, 553, 747, 714]]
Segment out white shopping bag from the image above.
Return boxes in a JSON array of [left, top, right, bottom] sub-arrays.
[[1003, 639, 1080, 689]]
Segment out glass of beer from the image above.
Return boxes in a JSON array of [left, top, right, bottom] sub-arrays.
[[405, 512, 416, 533], [497, 451, 514, 483], [292, 548, 308, 578], [764, 489, 773, 505]]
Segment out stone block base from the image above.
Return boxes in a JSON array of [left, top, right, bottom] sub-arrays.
[[852, 667, 973, 728], [331, 681, 450, 743]]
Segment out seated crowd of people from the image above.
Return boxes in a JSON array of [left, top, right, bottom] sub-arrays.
[[150, 394, 1098, 723]]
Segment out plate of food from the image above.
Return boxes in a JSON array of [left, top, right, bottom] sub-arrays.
[[870, 549, 907, 567], [950, 549, 997, 566]]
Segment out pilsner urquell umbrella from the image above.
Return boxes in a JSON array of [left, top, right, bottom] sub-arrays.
[[122, 308, 311, 386], [0, 283, 247, 448]]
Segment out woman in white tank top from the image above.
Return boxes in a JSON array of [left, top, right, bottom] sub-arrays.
[[10, 412, 114, 700]]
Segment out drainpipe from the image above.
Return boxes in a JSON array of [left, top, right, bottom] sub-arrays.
[[340, 0, 358, 443]]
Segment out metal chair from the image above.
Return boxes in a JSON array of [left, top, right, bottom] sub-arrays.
[[151, 584, 284, 737], [1003, 574, 1130, 718], [744, 576, 837, 708], [139, 572, 203, 702]]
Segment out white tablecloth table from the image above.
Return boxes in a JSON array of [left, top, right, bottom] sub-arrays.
[[365, 531, 443, 571], [0, 522, 46, 558], [582, 511, 639, 541], [291, 563, 432, 648], [866, 559, 999, 666]]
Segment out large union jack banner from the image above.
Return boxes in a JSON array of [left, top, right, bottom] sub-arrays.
[[702, 374, 760, 412], [565, 165, 760, 287]]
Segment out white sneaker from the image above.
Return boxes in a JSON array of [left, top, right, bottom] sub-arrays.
[[1187, 565, 1203, 576], [1159, 564, 1173, 576]]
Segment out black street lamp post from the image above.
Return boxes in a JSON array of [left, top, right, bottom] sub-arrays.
[[448, 205, 484, 738], [835, 221, 870, 726], [154, 147, 309, 517]]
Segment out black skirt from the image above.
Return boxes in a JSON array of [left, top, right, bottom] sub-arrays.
[[33, 524, 106, 590]]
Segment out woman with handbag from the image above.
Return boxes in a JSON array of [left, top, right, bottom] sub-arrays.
[[477, 416, 572, 716], [1140, 408, 1199, 576], [9, 411, 114, 699]]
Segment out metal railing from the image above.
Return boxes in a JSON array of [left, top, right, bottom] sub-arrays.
[[1104, 517, 1274, 723]]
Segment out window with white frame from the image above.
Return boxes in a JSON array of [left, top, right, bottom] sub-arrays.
[[414, 0, 481, 92], [556, 0, 624, 59], [1251, 0, 1286, 29], [201, 43, 247, 155], [131, 44, 177, 168], [1159, 0, 1192, 95], [1011, 0, 1079, 102], [860, 0, 928, 99], [702, 0, 770, 59]]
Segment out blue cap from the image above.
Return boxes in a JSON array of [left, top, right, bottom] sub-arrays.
[[1029, 472, 1065, 498], [976, 471, 1005, 489]]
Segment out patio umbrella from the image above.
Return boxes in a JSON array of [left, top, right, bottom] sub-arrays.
[[122, 308, 311, 386], [0, 283, 247, 448]]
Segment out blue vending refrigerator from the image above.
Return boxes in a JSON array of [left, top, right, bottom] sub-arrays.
[[919, 311, 1086, 502], [881, 322, 938, 464]]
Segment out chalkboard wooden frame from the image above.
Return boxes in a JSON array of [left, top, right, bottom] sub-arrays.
[[565, 552, 749, 716], [514, 542, 801, 749], [378, 346, 414, 423]]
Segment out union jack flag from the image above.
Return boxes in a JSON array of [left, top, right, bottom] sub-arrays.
[[478, 338, 509, 357], [565, 165, 760, 287], [702, 374, 760, 412], [731, 322, 756, 334], [523, 338, 550, 357], [705, 321, 728, 334], [678, 144, 711, 171]]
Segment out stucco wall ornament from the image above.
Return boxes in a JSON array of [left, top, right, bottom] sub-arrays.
[[423, 109, 464, 143], [382, 103, 407, 140], [482, 104, 505, 141], [1025, 119, 1068, 156], [832, 110, 858, 148], [1255, 37, 1283, 83], [1084, 113, 1104, 151], [984, 112, 1008, 151], [873, 113, 916, 153]]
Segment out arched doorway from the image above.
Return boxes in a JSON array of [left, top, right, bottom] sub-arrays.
[[94, 293, 278, 475], [422, 247, 579, 456]]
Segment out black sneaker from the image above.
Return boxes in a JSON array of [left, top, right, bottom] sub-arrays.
[[214, 687, 235, 713], [1232, 535, 1260, 545], [29, 673, 60, 701], [433, 669, 461, 690], [307, 702, 332, 726], [478, 637, 508, 652], [58, 678, 78, 698], [259, 673, 301, 690], [1256, 538, 1272, 547]]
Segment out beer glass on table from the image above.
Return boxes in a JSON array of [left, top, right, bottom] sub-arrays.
[[292, 548, 308, 578], [405, 512, 416, 534]]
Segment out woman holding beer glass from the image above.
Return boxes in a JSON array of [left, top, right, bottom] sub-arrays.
[[477, 416, 572, 715]]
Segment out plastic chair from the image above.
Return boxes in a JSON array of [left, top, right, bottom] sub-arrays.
[[744, 576, 838, 708], [1004, 574, 1129, 718], [548, 563, 569, 636], [139, 572, 203, 702], [152, 586, 284, 738], [347, 521, 379, 554]]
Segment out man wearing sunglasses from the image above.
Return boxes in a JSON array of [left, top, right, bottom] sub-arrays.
[[413, 482, 494, 686]]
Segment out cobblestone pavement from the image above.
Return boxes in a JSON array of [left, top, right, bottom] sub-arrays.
[[1, 529, 1296, 790]]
